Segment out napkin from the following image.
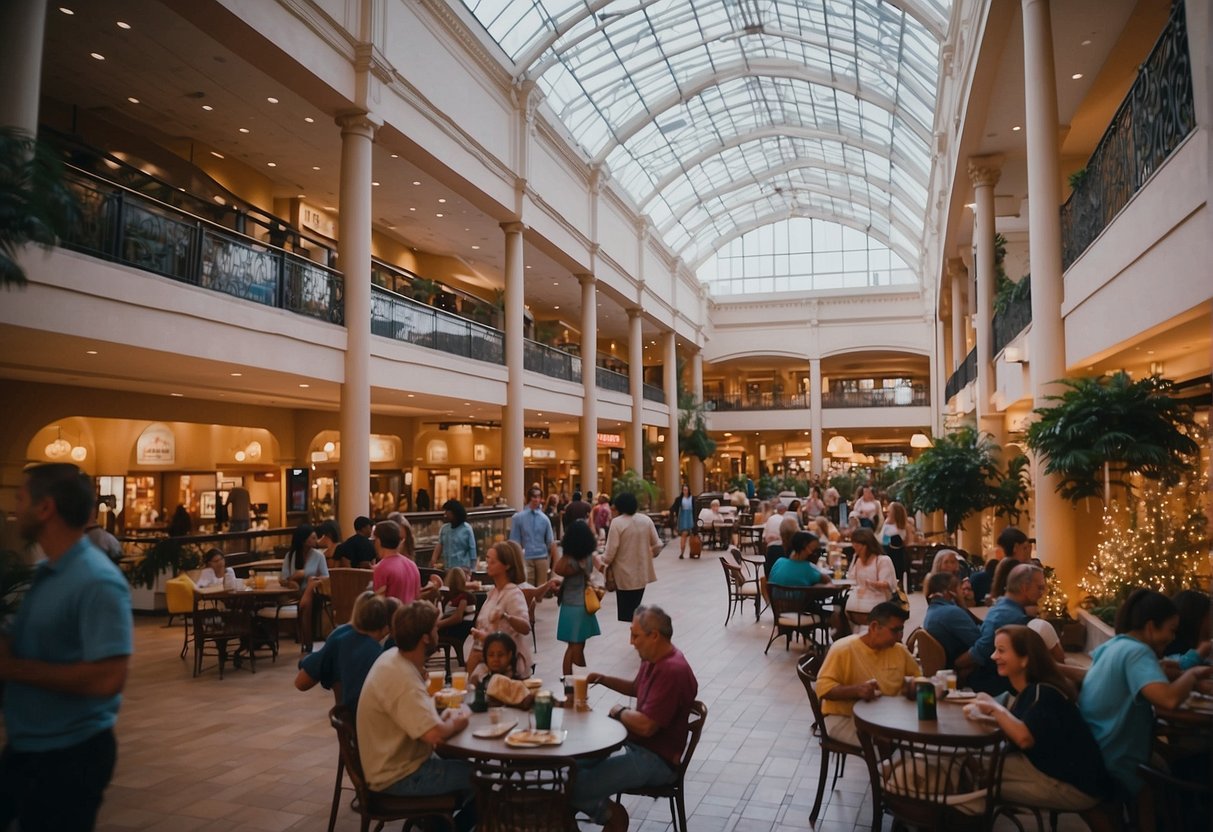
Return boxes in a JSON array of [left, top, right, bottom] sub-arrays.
[[487, 674, 531, 706]]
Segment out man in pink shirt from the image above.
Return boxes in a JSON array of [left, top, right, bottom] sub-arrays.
[[372, 521, 421, 604]]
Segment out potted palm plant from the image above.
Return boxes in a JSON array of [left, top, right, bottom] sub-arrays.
[[0, 127, 80, 288]]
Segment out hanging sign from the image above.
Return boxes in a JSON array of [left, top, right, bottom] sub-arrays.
[[136, 423, 176, 465]]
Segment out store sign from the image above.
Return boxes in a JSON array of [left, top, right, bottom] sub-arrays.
[[532, 448, 557, 460], [299, 203, 335, 240], [369, 435, 396, 463], [597, 433, 622, 447], [136, 423, 175, 465]]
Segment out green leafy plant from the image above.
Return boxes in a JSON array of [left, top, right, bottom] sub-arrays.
[[128, 537, 202, 590], [0, 549, 33, 624], [993, 454, 1031, 524], [828, 472, 864, 503], [1068, 168, 1088, 190], [892, 426, 1007, 536], [407, 276, 441, 304], [0, 127, 81, 288], [677, 393, 716, 463], [1025, 371, 1200, 502], [611, 468, 660, 510], [756, 474, 780, 500]]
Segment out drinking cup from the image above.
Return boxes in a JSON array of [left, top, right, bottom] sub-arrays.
[[945, 672, 958, 692], [451, 671, 468, 691], [532, 691, 554, 731], [489, 707, 504, 726], [255, 574, 267, 589], [428, 670, 445, 695], [573, 674, 589, 710]]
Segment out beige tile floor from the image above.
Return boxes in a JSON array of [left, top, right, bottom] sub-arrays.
[[15, 538, 1091, 831]]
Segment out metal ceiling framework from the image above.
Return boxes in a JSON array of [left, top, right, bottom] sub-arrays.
[[462, 0, 948, 276]]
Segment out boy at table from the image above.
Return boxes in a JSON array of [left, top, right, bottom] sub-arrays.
[[816, 601, 919, 746], [578, 605, 699, 832], [357, 601, 475, 830]]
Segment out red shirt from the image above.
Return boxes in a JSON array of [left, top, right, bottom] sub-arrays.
[[373, 554, 421, 604], [634, 647, 698, 766]]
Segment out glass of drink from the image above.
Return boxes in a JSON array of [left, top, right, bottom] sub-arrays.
[[255, 574, 267, 589], [451, 671, 468, 691], [489, 707, 504, 726], [573, 674, 590, 711], [428, 670, 445, 695], [946, 672, 958, 692], [533, 691, 554, 731]]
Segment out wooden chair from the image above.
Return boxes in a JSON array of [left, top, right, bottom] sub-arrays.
[[325, 568, 374, 626], [328, 705, 459, 832], [192, 593, 252, 679], [1136, 763, 1209, 832], [472, 756, 578, 832], [718, 557, 760, 626], [857, 714, 1006, 832], [906, 627, 947, 677], [796, 652, 870, 826], [763, 580, 826, 654], [617, 700, 707, 832]]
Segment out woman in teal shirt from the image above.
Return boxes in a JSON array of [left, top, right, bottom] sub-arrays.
[[767, 531, 830, 588], [434, 499, 477, 571], [1078, 589, 1213, 798]]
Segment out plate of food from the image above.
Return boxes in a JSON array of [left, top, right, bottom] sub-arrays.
[[504, 729, 566, 748], [943, 690, 977, 702], [472, 720, 518, 739], [1185, 692, 1213, 713]]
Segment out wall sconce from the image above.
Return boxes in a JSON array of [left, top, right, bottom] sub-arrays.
[[1149, 361, 1164, 376], [1003, 346, 1024, 364], [910, 433, 933, 449], [655, 455, 665, 463], [827, 436, 853, 456]]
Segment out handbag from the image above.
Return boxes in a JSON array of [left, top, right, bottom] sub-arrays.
[[584, 584, 602, 614], [604, 565, 617, 593]]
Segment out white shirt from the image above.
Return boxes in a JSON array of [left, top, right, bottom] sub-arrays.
[[762, 513, 786, 545], [195, 566, 237, 590]]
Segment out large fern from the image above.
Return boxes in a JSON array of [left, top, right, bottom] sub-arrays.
[[1025, 372, 1200, 502], [0, 128, 80, 287], [892, 427, 1006, 535]]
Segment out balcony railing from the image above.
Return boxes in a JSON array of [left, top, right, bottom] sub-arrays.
[[945, 348, 978, 400], [524, 339, 582, 382], [822, 386, 929, 408], [704, 393, 808, 411], [371, 288, 504, 363], [596, 366, 630, 393], [1060, 0, 1194, 270], [63, 168, 344, 325], [642, 383, 666, 404], [992, 289, 1033, 357]]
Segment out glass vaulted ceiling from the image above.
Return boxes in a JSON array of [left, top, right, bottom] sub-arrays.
[[461, 0, 948, 277]]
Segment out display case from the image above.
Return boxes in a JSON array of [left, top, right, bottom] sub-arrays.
[[410, 506, 513, 567]]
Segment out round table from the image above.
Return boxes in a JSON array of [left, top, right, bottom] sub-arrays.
[[853, 694, 1002, 740], [439, 707, 627, 762]]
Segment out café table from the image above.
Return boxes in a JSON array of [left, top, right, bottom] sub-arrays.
[[854, 692, 1002, 742], [439, 706, 627, 762]]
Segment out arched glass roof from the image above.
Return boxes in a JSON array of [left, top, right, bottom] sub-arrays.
[[460, 0, 948, 277]]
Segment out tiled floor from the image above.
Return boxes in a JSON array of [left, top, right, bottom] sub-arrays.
[[18, 538, 1089, 831]]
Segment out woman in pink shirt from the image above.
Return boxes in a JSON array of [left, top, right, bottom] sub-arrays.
[[371, 520, 421, 604]]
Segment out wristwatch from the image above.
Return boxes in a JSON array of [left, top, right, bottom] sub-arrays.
[[609, 704, 625, 720]]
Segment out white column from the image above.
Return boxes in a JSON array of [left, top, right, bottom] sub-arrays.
[[688, 349, 705, 493], [578, 273, 598, 498], [502, 222, 526, 508], [1023, 0, 1077, 601], [810, 357, 823, 476], [336, 113, 376, 536], [627, 309, 645, 476], [0, 0, 46, 134], [948, 258, 967, 372], [969, 156, 1003, 425], [663, 331, 679, 502]]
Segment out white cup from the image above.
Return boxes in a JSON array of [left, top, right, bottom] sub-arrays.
[[489, 707, 504, 725]]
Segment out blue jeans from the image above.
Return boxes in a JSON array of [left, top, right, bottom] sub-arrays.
[[572, 742, 675, 823], [382, 756, 475, 831]]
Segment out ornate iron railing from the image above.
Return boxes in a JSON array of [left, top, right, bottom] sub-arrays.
[[822, 386, 929, 408], [704, 393, 809, 411], [642, 383, 666, 404], [992, 289, 1033, 357], [524, 339, 582, 382], [1061, 0, 1194, 270], [945, 348, 978, 400], [596, 366, 630, 393], [371, 287, 503, 363], [64, 169, 344, 324]]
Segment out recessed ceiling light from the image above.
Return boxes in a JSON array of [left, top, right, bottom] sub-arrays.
[[409, 207, 416, 211], [386, 224, 396, 229], [1071, 73, 1083, 80], [267, 162, 277, 167], [526, 265, 532, 269], [127, 96, 139, 104], [213, 195, 226, 204], [116, 21, 131, 29], [390, 153, 399, 158], [553, 305, 560, 309], [372, 181, 380, 186], [230, 372, 243, 377], [266, 96, 279, 104], [238, 127, 250, 133], [412, 180, 421, 186], [202, 104, 213, 111], [299, 383, 310, 388], [553, 281, 559, 286], [296, 194, 305, 198], [90, 52, 105, 61], [436, 213, 444, 217], [85, 350, 98, 355], [438, 198, 447, 203], [312, 165, 320, 170], [170, 392, 184, 397], [304, 116, 315, 123], [1080, 39, 1092, 46], [407, 393, 415, 398], [59, 7, 74, 14], [471, 245, 480, 250], [323, 206, 335, 211], [1012, 125, 1021, 131]]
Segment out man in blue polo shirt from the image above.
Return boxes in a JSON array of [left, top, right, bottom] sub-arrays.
[[0, 463, 133, 830], [955, 563, 1042, 693], [509, 487, 556, 586], [922, 571, 981, 667]]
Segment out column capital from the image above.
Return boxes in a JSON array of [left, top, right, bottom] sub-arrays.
[[967, 155, 1005, 189], [500, 221, 527, 235], [335, 110, 379, 138], [626, 307, 643, 320], [575, 272, 596, 286], [946, 257, 967, 279]]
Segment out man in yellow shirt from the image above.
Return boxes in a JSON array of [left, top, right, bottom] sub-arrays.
[[817, 601, 919, 746]]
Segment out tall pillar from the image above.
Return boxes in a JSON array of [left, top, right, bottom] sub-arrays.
[[0, 0, 46, 134], [336, 113, 376, 536], [810, 357, 823, 476], [1023, 0, 1077, 602], [578, 273, 598, 497], [501, 222, 526, 508], [948, 258, 967, 372], [627, 309, 644, 477], [688, 349, 705, 492], [663, 331, 679, 502]]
